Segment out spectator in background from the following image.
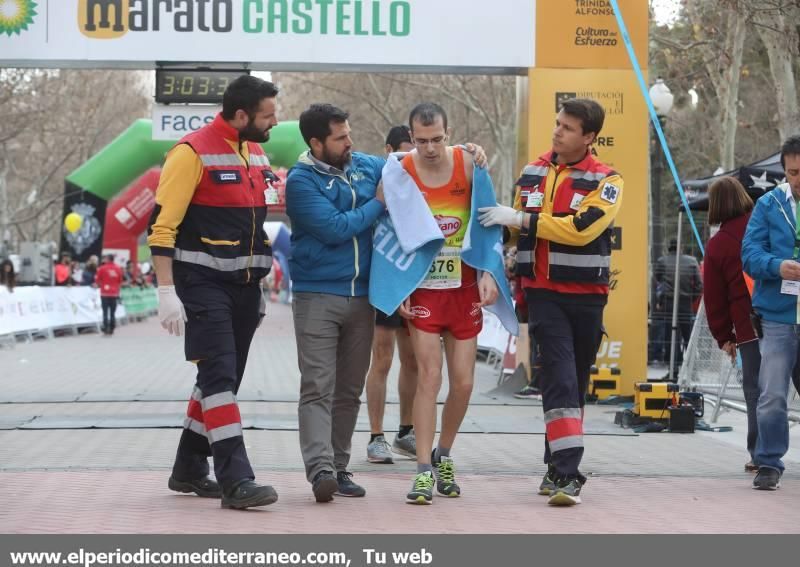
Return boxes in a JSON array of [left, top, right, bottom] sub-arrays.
[[54, 254, 71, 286], [94, 254, 123, 336], [703, 177, 759, 472], [653, 239, 703, 377], [1, 259, 16, 292], [365, 125, 418, 466], [81, 255, 98, 286], [70, 260, 83, 286]]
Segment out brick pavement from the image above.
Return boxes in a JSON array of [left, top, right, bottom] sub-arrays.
[[2, 306, 800, 533]]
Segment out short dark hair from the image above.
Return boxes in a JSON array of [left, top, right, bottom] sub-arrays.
[[560, 98, 605, 138], [221, 75, 279, 120], [707, 176, 754, 226], [385, 125, 412, 150], [409, 102, 448, 132], [298, 103, 350, 146], [780, 135, 800, 169]]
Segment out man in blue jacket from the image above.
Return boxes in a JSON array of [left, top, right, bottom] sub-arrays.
[[286, 103, 386, 503], [742, 134, 800, 491]]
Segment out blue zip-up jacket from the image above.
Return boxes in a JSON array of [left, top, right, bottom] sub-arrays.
[[286, 151, 386, 297], [370, 155, 519, 336], [742, 184, 798, 324]]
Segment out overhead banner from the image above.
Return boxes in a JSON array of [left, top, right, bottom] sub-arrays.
[[528, 67, 649, 392], [152, 105, 220, 140], [535, 0, 647, 69], [0, 0, 535, 71]]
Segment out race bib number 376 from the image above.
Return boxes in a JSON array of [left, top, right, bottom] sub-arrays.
[[420, 247, 462, 289]]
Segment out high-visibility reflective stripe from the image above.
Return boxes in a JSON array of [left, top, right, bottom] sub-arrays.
[[569, 170, 607, 182], [549, 252, 610, 268], [544, 407, 583, 423], [174, 249, 272, 271], [522, 164, 549, 177], [184, 417, 206, 437], [250, 155, 271, 166], [516, 250, 534, 263], [187, 399, 204, 423], [201, 391, 237, 412], [198, 154, 243, 167], [547, 417, 583, 440], [200, 237, 240, 246], [191, 387, 202, 401], [549, 434, 584, 452], [207, 423, 243, 444]]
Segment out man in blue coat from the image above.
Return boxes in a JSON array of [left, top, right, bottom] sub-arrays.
[[742, 134, 800, 491], [286, 104, 386, 503]]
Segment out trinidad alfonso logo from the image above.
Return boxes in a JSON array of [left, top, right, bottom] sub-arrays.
[[0, 0, 37, 35]]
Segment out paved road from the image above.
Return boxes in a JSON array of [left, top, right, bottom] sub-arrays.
[[1, 303, 799, 533]]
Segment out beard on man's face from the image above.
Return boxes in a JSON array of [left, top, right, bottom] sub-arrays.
[[322, 147, 351, 169], [238, 117, 270, 143]]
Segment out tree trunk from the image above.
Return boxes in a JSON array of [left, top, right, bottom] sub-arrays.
[[752, 2, 800, 140]]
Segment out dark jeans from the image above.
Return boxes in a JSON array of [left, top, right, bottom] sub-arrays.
[[650, 300, 693, 371], [171, 268, 262, 489], [100, 296, 118, 334], [527, 291, 605, 478], [738, 340, 761, 462]]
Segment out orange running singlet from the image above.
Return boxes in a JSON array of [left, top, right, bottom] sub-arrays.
[[402, 147, 476, 288]]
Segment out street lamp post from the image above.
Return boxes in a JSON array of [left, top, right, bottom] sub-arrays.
[[649, 78, 674, 274], [648, 78, 674, 365]]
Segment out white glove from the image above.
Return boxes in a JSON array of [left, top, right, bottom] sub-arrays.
[[158, 285, 187, 336], [478, 205, 525, 228]]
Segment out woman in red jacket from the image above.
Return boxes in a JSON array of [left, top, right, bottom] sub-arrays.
[[704, 177, 758, 472]]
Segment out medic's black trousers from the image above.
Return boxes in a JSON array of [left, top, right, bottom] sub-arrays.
[[171, 264, 262, 490], [527, 290, 605, 479]]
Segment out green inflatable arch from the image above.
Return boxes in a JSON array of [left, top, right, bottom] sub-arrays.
[[60, 119, 306, 260]]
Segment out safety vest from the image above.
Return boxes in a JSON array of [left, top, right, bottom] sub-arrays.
[[516, 152, 618, 294], [174, 115, 275, 284]]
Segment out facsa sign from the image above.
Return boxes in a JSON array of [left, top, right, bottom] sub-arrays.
[[0, 0, 536, 72], [151, 105, 219, 140]]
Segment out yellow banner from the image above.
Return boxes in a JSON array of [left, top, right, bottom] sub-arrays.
[[527, 67, 649, 393], [535, 0, 648, 69]]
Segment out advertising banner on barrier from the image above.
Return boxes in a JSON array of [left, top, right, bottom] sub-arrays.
[[527, 67, 649, 392], [0, 287, 135, 336], [1, 0, 535, 71]]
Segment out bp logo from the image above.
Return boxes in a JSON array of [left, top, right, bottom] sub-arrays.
[[0, 0, 37, 35]]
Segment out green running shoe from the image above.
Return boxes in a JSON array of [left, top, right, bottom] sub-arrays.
[[406, 471, 434, 505], [434, 455, 461, 497], [547, 474, 587, 506], [538, 464, 557, 496]]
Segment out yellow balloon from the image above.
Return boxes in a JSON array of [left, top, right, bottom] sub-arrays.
[[64, 212, 83, 234]]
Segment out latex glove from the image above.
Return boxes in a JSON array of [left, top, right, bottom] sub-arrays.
[[478, 205, 524, 228], [257, 291, 267, 328], [158, 285, 186, 336]]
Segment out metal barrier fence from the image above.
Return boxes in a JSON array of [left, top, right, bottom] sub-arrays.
[[678, 301, 800, 422]]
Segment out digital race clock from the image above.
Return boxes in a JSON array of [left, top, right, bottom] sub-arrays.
[[155, 69, 249, 104]]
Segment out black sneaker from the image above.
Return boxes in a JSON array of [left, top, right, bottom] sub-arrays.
[[547, 474, 587, 506], [221, 480, 278, 509], [168, 475, 222, 498], [312, 470, 338, 503], [514, 385, 542, 399], [753, 467, 781, 490], [335, 471, 366, 497]]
